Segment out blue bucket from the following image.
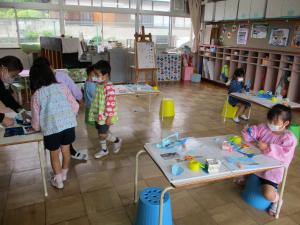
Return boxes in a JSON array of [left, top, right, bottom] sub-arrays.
[[135, 187, 173, 225], [242, 175, 271, 211]]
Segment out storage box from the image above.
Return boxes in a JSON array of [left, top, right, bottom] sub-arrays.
[[191, 73, 201, 83], [182, 66, 193, 81]]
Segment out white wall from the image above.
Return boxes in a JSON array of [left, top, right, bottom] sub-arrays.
[[0, 49, 32, 69]]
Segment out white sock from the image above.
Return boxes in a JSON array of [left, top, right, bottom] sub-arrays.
[[54, 173, 63, 183], [106, 132, 117, 143], [100, 140, 108, 152], [62, 168, 68, 178]]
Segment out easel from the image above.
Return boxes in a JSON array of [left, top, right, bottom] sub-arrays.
[[132, 26, 158, 86]]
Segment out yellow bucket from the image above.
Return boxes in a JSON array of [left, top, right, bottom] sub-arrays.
[[160, 98, 175, 118]]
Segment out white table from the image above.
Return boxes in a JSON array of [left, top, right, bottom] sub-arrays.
[[0, 116, 48, 197], [224, 92, 300, 122], [134, 135, 287, 225], [114, 84, 160, 112]]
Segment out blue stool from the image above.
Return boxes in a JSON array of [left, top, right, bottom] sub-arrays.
[[242, 175, 271, 211], [135, 187, 173, 225]]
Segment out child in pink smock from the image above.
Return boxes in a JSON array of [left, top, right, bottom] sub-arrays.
[[241, 104, 297, 216]]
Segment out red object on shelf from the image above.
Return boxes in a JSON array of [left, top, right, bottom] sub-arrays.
[[182, 66, 193, 81]]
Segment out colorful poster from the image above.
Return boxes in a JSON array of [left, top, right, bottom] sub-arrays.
[[237, 24, 249, 45], [251, 24, 268, 39], [269, 28, 290, 47], [292, 25, 300, 48]]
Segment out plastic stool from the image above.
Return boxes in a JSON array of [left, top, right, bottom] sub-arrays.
[[242, 175, 271, 211], [289, 124, 300, 146], [222, 101, 238, 119], [160, 98, 175, 118], [135, 187, 173, 225]]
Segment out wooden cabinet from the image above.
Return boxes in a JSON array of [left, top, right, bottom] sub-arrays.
[[266, 0, 283, 18], [214, 1, 226, 21], [238, 0, 251, 20], [281, 0, 300, 18], [224, 0, 239, 20], [198, 44, 300, 103], [204, 2, 215, 22], [250, 0, 266, 19]]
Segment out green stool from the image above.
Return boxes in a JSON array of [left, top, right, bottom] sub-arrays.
[[289, 124, 300, 146]]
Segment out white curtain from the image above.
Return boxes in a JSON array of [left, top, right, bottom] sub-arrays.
[[188, 0, 202, 52]]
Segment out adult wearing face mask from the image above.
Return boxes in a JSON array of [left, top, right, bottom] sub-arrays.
[[228, 68, 251, 123], [0, 56, 31, 127]]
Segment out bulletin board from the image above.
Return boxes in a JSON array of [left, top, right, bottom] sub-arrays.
[[136, 42, 156, 69]]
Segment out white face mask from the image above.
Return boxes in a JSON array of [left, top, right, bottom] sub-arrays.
[[92, 76, 104, 83], [268, 123, 283, 132], [238, 77, 244, 82]]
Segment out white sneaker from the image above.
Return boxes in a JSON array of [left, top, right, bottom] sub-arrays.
[[233, 117, 240, 123], [50, 175, 64, 189], [240, 115, 249, 121], [112, 138, 122, 154], [62, 169, 68, 181], [94, 149, 109, 159], [269, 200, 283, 216]]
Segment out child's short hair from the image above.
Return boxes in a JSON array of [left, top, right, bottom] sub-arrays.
[[33, 57, 51, 67], [86, 65, 94, 75], [29, 63, 57, 93], [233, 68, 245, 80], [0, 56, 23, 72], [267, 104, 292, 126], [93, 60, 111, 76]]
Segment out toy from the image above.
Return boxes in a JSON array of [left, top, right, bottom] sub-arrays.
[[257, 91, 272, 99], [188, 160, 205, 172], [271, 96, 278, 102], [229, 136, 242, 145], [206, 159, 221, 173], [222, 141, 233, 152], [171, 164, 184, 176], [156, 132, 187, 149], [176, 155, 203, 163]]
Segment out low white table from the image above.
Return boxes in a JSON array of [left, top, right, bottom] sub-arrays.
[[0, 115, 48, 197], [134, 135, 287, 225]]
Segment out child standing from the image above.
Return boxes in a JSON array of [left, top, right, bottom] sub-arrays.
[[242, 104, 297, 215], [30, 63, 79, 189], [88, 60, 122, 159], [84, 65, 96, 125], [228, 68, 251, 123]]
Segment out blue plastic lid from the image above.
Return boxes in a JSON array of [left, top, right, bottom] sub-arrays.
[[140, 187, 170, 205]]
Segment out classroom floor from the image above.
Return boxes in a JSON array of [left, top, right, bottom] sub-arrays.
[[1, 81, 300, 225]]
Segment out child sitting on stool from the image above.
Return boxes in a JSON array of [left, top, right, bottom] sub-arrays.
[[241, 104, 297, 215], [228, 68, 251, 123]]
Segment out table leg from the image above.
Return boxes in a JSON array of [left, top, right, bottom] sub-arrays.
[[275, 166, 288, 219], [18, 90, 23, 106], [247, 104, 252, 120], [134, 149, 146, 203], [38, 140, 48, 197], [159, 186, 174, 225]]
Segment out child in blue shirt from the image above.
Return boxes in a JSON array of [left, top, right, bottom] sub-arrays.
[[84, 65, 97, 124], [228, 68, 251, 123]]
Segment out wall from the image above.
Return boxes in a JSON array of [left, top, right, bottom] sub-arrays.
[[218, 20, 300, 53], [0, 49, 32, 69]]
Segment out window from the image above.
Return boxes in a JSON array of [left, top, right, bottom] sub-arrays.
[[0, 9, 18, 48], [17, 9, 60, 44], [79, 0, 91, 6], [13, 0, 58, 3], [65, 0, 78, 5], [141, 15, 169, 45], [141, 0, 170, 12], [102, 13, 135, 45], [64, 11, 102, 44], [171, 17, 192, 47]]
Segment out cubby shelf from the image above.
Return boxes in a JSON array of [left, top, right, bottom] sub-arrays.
[[198, 44, 300, 103]]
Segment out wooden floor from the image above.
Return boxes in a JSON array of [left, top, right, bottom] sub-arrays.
[[1, 81, 300, 225]]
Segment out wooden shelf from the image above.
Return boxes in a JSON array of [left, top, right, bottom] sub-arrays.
[[198, 44, 300, 103]]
